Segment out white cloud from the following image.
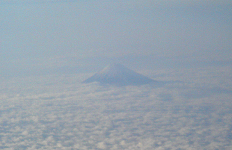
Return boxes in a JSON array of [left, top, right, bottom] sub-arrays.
[[0, 66, 231, 149]]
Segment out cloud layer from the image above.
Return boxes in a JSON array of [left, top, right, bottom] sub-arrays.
[[0, 66, 231, 149]]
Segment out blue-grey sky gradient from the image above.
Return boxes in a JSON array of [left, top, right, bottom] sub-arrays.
[[0, 0, 231, 76], [1, 1, 232, 149]]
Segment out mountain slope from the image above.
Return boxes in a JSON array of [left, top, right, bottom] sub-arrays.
[[82, 64, 158, 86]]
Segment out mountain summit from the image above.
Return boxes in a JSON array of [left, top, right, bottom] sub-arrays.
[[82, 64, 158, 86]]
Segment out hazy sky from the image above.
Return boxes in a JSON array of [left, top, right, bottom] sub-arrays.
[[0, 0, 231, 76], [0, 1, 232, 149]]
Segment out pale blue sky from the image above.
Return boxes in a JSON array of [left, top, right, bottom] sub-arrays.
[[0, 0, 231, 76]]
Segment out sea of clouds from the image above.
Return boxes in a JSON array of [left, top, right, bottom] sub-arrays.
[[0, 66, 232, 149]]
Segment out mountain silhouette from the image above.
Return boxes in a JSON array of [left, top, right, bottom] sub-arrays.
[[82, 64, 159, 86]]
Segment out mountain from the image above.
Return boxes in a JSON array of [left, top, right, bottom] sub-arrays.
[[82, 64, 159, 86]]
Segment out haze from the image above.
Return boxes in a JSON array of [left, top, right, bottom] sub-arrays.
[[0, 0, 232, 149]]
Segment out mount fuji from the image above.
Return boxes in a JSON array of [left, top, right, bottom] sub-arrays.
[[82, 64, 160, 86]]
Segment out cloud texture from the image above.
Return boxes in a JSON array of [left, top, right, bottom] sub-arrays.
[[0, 66, 231, 149]]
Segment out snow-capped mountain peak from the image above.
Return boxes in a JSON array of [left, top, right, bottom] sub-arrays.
[[82, 64, 158, 86]]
